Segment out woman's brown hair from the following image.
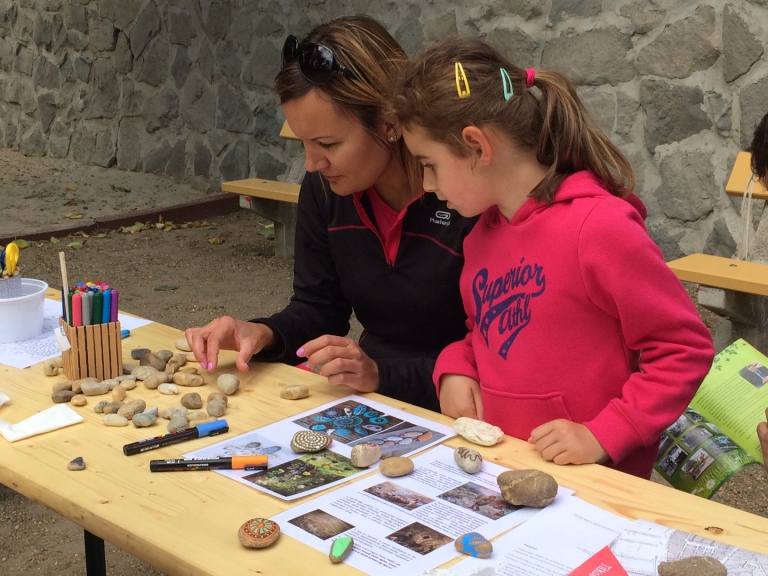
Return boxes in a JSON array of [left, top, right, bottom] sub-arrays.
[[275, 16, 422, 196], [391, 36, 634, 202]]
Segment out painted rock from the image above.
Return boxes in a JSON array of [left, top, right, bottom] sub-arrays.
[[131, 348, 150, 360], [133, 412, 158, 428], [158, 383, 180, 395], [237, 517, 280, 549], [658, 557, 727, 576], [350, 443, 382, 468], [71, 394, 88, 407], [379, 457, 414, 477], [67, 457, 86, 471], [181, 392, 202, 409], [290, 430, 332, 453], [175, 336, 192, 352], [217, 373, 240, 395], [52, 390, 76, 403], [454, 446, 483, 474], [454, 417, 503, 446], [117, 399, 147, 420], [206, 399, 227, 417], [155, 349, 174, 363], [80, 380, 110, 396], [280, 384, 309, 400], [329, 535, 354, 563], [103, 414, 129, 427], [454, 532, 492, 558], [497, 470, 558, 508]]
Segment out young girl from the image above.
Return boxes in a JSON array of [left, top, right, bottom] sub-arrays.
[[391, 36, 714, 478]]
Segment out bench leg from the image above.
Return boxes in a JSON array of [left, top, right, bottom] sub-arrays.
[[238, 196, 297, 258], [84, 529, 107, 576], [698, 286, 768, 353]]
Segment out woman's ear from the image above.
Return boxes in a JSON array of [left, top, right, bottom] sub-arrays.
[[379, 115, 402, 143], [461, 126, 492, 165]]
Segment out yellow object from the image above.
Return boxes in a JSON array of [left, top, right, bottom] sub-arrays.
[[725, 151, 768, 200], [4, 242, 19, 273], [667, 253, 768, 297], [455, 62, 471, 98]]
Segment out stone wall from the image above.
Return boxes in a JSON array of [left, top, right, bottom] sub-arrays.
[[0, 0, 767, 259]]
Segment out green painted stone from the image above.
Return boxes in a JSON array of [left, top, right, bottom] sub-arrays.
[[329, 536, 353, 564]]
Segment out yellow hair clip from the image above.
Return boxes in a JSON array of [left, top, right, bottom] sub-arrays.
[[455, 62, 470, 99]]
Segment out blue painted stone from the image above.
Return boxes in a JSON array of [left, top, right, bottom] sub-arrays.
[[454, 532, 492, 558]]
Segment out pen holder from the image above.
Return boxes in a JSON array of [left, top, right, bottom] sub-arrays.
[[59, 317, 123, 381]]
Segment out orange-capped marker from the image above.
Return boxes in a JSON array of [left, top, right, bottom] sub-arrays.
[[149, 455, 268, 472]]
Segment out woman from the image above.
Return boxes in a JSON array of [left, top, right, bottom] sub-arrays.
[[186, 16, 477, 411]]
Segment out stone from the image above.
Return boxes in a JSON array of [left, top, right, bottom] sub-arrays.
[[103, 379, 119, 390], [656, 152, 718, 222], [52, 390, 76, 403], [207, 392, 228, 406], [238, 517, 280, 549], [291, 430, 332, 453], [254, 151, 286, 181], [181, 392, 202, 409], [160, 406, 188, 420], [350, 443, 382, 468], [549, 0, 601, 24], [541, 27, 634, 87], [615, 92, 639, 136], [329, 535, 353, 563], [144, 406, 159, 418], [393, 6, 422, 57], [484, 27, 536, 68], [620, 1, 666, 35], [216, 84, 251, 133], [52, 381, 73, 393], [454, 417, 504, 446], [280, 385, 309, 400], [173, 373, 204, 387], [740, 76, 768, 148], [216, 41, 242, 82], [67, 457, 86, 471], [454, 532, 492, 558], [636, 6, 718, 79], [129, 0, 160, 58], [424, 13, 457, 43], [92, 129, 116, 168], [169, 10, 196, 46], [171, 45, 191, 89], [657, 556, 726, 576], [111, 384, 126, 401], [103, 401, 124, 414], [640, 80, 710, 151], [72, 378, 97, 394], [380, 457, 414, 478], [133, 365, 160, 381], [170, 353, 188, 367], [454, 447, 483, 474], [158, 383, 180, 395], [140, 352, 167, 371], [89, 19, 116, 52], [93, 400, 108, 413], [179, 367, 198, 374], [144, 87, 179, 133], [131, 348, 150, 360], [187, 410, 208, 421], [167, 415, 188, 433], [579, 89, 615, 135], [218, 140, 249, 182], [85, 59, 118, 120], [37, 92, 57, 133], [43, 359, 59, 376], [53, 358, 63, 368], [722, 5, 764, 83], [703, 218, 737, 259], [113, 32, 133, 74], [81, 380, 110, 396], [103, 414, 129, 427], [242, 40, 278, 89], [206, 399, 227, 417], [217, 374, 240, 395], [144, 372, 171, 389], [132, 412, 157, 427], [117, 399, 146, 419], [136, 36, 168, 87], [48, 120, 71, 158], [71, 394, 87, 406], [156, 350, 174, 363], [117, 377, 137, 390], [63, 3, 87, 33], [175, 336, 191, 351], [180, 73, 215, 133], [497, 470, 558, 508]]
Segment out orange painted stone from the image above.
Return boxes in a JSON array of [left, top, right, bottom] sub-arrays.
[[238, 517, 280, 549]]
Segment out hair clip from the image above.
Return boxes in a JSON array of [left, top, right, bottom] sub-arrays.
[[500, 68, 513, 100], [455, 62, 470, 99], [525, 67, 536, 88]]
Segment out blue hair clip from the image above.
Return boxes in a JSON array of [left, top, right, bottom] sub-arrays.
[[500, 68, 513, 100]]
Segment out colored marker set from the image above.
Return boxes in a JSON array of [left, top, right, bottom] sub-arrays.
[[63, 282, 119, 327]]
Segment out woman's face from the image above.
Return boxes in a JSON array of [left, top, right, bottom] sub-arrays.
[[282, 89, 393, 196]]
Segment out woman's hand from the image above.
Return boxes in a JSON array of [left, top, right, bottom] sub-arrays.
[[438, 374, 483, 420], [528, 420, 609, 466], [185, 316, 276, 372], [298, 335, 379, 393]]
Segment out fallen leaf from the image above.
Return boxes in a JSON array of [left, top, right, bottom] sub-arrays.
[[12, 239, 28, 249], [50, 237, 59, 244], [97, 233, 108, 238], [205, 280, 215, 285], [65, 211, 85, 219], [257, 228, 275, 239], [65, 186, 77, 192], [67, 242, 83, 250], [63, 199, 78, 206], [207, 237, 222, 245], [110, 185, 131, 193], [154, 285, 179, 291], [155, 223, 164, 230]]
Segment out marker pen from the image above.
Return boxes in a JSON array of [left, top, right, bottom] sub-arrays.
[[123, 420, 229, 455], [72, 293, 82, 327], [149, 455, 268, 472], [92, 291, 103, 325], [102, 289, 112, 323], [81, 291, 92, 325], [110, 289, 119, 323]]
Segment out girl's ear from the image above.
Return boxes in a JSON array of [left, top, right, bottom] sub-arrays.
[[461, 126, 493, 165]]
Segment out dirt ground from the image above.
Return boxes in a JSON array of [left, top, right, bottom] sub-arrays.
[[1, 148, 767, 575]]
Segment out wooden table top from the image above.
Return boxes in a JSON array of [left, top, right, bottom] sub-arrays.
[[1, 306, 768, 575], [725, 151, 768, 201]]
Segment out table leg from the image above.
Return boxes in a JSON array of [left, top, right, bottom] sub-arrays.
[[83, 529, 107, 576]]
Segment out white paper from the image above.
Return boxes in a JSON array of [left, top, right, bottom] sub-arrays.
[[185, 394, 455, 501], [0, 298, 153, 369], [0, 403, 83, 442], [452, 496, 632, 576], [611, 519, 768, 575], [272, 445, 574, 576], [0, 392, 9, 407]]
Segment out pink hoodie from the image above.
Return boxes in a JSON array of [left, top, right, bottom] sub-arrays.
[[434, 171, 714, 478]]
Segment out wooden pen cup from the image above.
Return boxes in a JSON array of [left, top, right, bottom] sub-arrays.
[[59, 317, 123, 380]]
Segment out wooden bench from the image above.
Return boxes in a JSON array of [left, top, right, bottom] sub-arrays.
[[725, 151, 768, 200], [221, 121, 302, 258]]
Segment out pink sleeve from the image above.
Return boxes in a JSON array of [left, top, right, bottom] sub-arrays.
[[578, 201, 714, 464], [432, 310, 479, 398]]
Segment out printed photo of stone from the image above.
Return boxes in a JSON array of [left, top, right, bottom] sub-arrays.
[[438, 482, 520, 520], [385, 522, 452, 555], [363, 481, 434, 511], [293, 400, 403, 444], [287, 509, 354, 541], [349, 423, 445, 459]]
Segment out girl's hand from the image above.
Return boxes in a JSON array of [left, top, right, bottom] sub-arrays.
[[439, 374, 484, 420], [298, 335, 379, 393], [528, 419, 609, 465], [185, 317, 275, 372]]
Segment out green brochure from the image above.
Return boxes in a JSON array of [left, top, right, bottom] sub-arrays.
[[654, 339, 766, 499]]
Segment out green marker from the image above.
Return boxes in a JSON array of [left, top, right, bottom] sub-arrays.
[[92, 291, 103, 325]]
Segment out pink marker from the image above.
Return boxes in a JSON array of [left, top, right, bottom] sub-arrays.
[[72, 293, 82, 327]]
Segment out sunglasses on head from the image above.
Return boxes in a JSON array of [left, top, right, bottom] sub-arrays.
[[281, 34, 357, 85]]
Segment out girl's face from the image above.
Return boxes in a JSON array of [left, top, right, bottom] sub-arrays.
[[402, 126, 492, 217], [282, 89, 394, 196]]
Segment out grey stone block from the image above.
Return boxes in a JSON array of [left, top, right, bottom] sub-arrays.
[[194, 141, 211, 177], [219, 140, 249, 181], [242, 40, 278, 88], [255, 150, 286, 181], [113, 32, 133, 74], [703, 218, 737, 258], [59, 52, 76, 83], [20, 124, 45, 156], [706, 92, 732, 134], [647, 220, 685, 260], [424, 13, 457, 43], [740, 76, 768, 149], [254, 14, 283, 39], [578, 89, 615, 135], [33, 12, 52, 50], [167, 138, 186, 179], [33, 55, 59, 89], [722, 5, 764, 83], [542, 27, 634, 87], [71, 124, 94, 163], [216, 83, 251, 133], [171, 45, 190, 88], [92, 128, 116, 167], [143, 140, 172, 173], [130, 0, 160, 58], [37, 91, 57, 133], [636, 6, 718, 79], [67, 29, 89, 51], [63, 3, 88, 34], [117, 119, 142, 170], [19, 81, 37, 114], [253, 102, 282, 147], [112, 0, 143, 31], [550, 0, 601, 24], [85, 58, 119, 119], [14, 45, 33, 76], [620, 1, 667, 36], [136, 36, 169, 87], [180, 73, 215, 133], [216, 41, 242, 82], [90, 18, 117, 52], [472, 1, 543, 21], [74, 57, 91, 83], [144, 85, 179, 133], [120, 76, 143, 117], [394, 6, 423, 57], [2, 110, 18, 147], [656, 151, 718, 222], [197, 40, 215, 83], [640, 80, 710, 151], [169, 10, 196, 46], [48, 120, 71, 157], [0, 38, 11, 72], [616, 92, 639, 136], [484, 27, 536, 68], [200, 0, 231, 43]]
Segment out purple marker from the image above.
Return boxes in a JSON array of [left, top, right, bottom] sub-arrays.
[[110, 289, 119, 322]]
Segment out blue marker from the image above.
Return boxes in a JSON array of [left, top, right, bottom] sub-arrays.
[[120, 329, 131, 339], [102, 290, 112, 323]]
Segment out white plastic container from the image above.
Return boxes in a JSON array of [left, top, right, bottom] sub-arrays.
[[0, 278, 49, 344]]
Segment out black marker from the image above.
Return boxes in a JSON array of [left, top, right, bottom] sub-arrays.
[[123, 420, 229, 456], [149, 455, 268, 472]]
